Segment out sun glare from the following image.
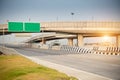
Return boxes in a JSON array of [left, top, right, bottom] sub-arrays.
[[102, 36, 110, 41]]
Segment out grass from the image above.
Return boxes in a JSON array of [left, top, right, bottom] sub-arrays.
[[0, 54, 78, 80]]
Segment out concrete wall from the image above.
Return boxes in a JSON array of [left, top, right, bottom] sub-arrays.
[[40, 22, 120, 33]]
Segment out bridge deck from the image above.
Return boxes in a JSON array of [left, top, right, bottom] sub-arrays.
[[0, 21, 120, 34]]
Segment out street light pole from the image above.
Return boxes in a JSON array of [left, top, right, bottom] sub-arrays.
[[71, 12, 74, 20], [92, 16, 94, 21], [56, 16, 58, 22], [29, 18, 31, 22]]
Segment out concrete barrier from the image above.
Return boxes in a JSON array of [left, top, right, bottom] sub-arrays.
[[0, 46, 18, 55], [60, 45, 92, 54], [51, 46, 61, 50], [92, 46, 120, 55]]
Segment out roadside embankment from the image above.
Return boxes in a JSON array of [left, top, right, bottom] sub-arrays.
[[0, 46, 18, 55]]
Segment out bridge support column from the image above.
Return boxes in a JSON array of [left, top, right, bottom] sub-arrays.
[[77, 34, 83, 47], [116, 35, 120, 47], [68, 38, 73, 46], [42, 38, 46, 44]]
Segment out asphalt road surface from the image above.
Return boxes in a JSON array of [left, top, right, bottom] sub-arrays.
[[6, 46, 120, 80]]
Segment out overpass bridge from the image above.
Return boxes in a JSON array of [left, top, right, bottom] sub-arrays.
[[0, 21, 120, 46], [23, 33, 76, 45]]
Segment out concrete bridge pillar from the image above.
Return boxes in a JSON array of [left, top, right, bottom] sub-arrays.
[[77, 34, 83, 47], [116, 35, 120, 47], [42, 38, 46, 44], [68, 38, 73, 46]]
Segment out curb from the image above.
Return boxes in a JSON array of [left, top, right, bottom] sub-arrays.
[[16, 51, 112, 80]]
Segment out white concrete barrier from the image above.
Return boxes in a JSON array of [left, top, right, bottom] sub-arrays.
[[92, 46, 120, 55], [0, 46, 18, 55], [60, 45, 92, 54]]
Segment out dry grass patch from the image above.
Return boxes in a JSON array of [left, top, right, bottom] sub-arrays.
[[0, 54, 78, 80]]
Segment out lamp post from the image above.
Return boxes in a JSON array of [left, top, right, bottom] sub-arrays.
[[92, 16, 94, 21], [56, 16, 58, 22], [29, 18, 31, 22], [71, 12, 74, 20], [70, 12, 75, 46]]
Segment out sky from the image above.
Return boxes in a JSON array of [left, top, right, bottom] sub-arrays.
[[0, 0, 119, 44], [0, 0, 120, 23]]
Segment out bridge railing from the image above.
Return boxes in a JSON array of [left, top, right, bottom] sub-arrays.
[[41, 21, 120, 31], [0, 22, 120, 32]]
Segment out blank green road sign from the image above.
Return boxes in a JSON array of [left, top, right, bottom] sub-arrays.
[[25, 23, 40, 32], [8, 22, 40, 32], [8, 22, 23, 32]]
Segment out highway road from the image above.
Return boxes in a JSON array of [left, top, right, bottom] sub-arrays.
[[5, 46, 120, 80]]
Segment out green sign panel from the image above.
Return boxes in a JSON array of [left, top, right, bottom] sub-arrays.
[[8, 22, 40, 32], [25, 23, 40, 32], [8, 22, 23, 32]]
